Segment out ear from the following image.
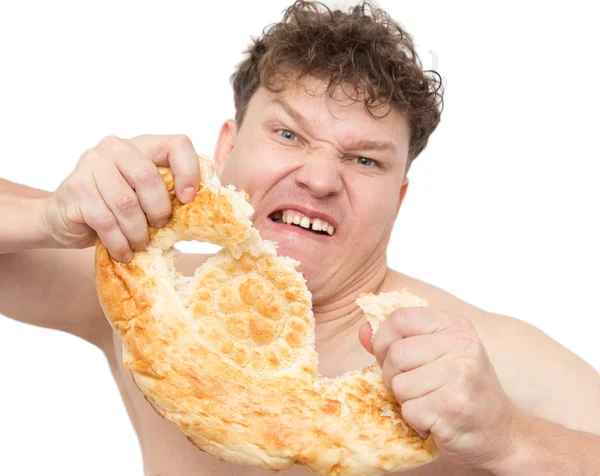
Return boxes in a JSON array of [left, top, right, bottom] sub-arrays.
[[213, 119, 238, 179], [394, 176, 409, 219]]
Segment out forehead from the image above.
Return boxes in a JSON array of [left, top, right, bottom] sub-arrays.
[[248, 77, 411, 154]]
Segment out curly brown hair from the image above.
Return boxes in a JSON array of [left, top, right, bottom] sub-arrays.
[[230, 0, 444, 168]]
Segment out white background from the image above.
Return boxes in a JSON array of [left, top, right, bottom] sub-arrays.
[[1, 1, 599, 475]]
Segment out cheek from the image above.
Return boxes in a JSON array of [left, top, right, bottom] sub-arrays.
[[347, 178, 400, 245], [352, 178, 400, 223], [222, 140, 265, 186], [222, 144, 291, 202], [220, 155, 245, 189]]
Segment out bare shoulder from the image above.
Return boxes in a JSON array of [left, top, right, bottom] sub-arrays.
[[388, 269, 600, 434], [479, 311, 600, 434]]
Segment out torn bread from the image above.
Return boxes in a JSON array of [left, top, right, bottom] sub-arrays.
[[94, 155, 438, 475]]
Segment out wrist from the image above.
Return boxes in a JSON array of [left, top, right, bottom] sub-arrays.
[[37, 195, 62, 248], [486, 413, 576, 476], [482, 405, 526, 475], [0, 194, 60, 254]]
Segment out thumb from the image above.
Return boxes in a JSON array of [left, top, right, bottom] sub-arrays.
[[358, 321, 374, 354]]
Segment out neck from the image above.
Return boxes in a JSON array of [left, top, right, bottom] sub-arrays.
[[309, 251, 390, 350]]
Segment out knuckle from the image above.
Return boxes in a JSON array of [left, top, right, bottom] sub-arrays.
[[448, 311, 469, 329], [451, 358, 477, 379], [400, 398, 419, 425], [170, 134, 193, 149], [388, 340, 407, 368], [66, 175, 93, 199], [390, 374, 408, 402], [389, 308, 409, 329], [99, 135, 122, 149], [91, 211, 118, 231], [444, 389, 470, 418], [132, 164, 160, 186], [131, 133, 149, 142], [370, 341, 384, 362], [456, 332, 481, 353], [390, 307, 431, 333], [433, 421, 458, 447], [78, 147, 99, 165], [114, 194, 139, 214]]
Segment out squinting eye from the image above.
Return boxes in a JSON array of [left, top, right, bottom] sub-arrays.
[[278, 129, 297, 141], [357, 157, 376, 167]]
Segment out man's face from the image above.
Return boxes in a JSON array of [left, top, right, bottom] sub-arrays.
[[215, 78, 411, 302]]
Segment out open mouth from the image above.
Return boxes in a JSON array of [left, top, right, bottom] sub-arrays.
[[268, 210, 335, 236]]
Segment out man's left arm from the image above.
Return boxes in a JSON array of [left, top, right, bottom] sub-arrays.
[[481, 312, 600, 435], [483, 314, 600, 474], [489, 412, 600, 475], [361, 308, 600, 475]]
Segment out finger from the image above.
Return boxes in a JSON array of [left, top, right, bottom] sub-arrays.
[[78, 176, 133, 262], [131, 134, 201, 203], [400, 390, 441, 440], [114, 153, 172, 229], [92, 161, 150, 252], [358, 321, 373, 353], [381, 331, 467, 388], [372, 308, 469, 366], [371, 307, 441, 366], [97, 136, 173, 228], [388, 357, 449, 404]]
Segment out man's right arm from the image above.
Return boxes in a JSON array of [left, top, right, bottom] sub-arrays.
[[0, 178, 112, 349], [0, 179, 111, 348], [0, 134, 202, 352]]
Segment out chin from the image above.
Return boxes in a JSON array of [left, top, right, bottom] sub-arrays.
[[266, 233, 313, 264], [257, 231, 313, 273]]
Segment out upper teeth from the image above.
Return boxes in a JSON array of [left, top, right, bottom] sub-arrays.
[[281, 210, 335, 235]]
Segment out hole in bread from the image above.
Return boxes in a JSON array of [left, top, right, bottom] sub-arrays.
[[173, 240, 223, 277]]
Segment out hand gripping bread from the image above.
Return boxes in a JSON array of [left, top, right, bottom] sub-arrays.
[[94, 156, 438, 475]]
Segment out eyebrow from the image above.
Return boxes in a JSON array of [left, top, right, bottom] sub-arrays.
[[271, 98, 396, 153], [345, 138, 396, 152], [272, 98, 313, 131]]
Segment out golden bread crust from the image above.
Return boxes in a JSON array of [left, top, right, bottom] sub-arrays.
[[94, 156, 438, 475]]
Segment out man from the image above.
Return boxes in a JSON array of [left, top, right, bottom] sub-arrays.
[[1, 1, 599, 475]]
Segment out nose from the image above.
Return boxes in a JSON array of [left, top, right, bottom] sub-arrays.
[[294, 152, 343, 198]]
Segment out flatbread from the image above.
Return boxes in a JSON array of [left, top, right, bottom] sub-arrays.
[[94, 156, 438, 475]]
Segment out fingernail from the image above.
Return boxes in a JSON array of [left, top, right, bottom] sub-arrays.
[[182, 186, 196, 203], [123, 252, 133, 262]]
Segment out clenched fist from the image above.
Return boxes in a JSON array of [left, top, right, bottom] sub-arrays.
[[359, 308, 522, 471], [43, 134, 201, 262]]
